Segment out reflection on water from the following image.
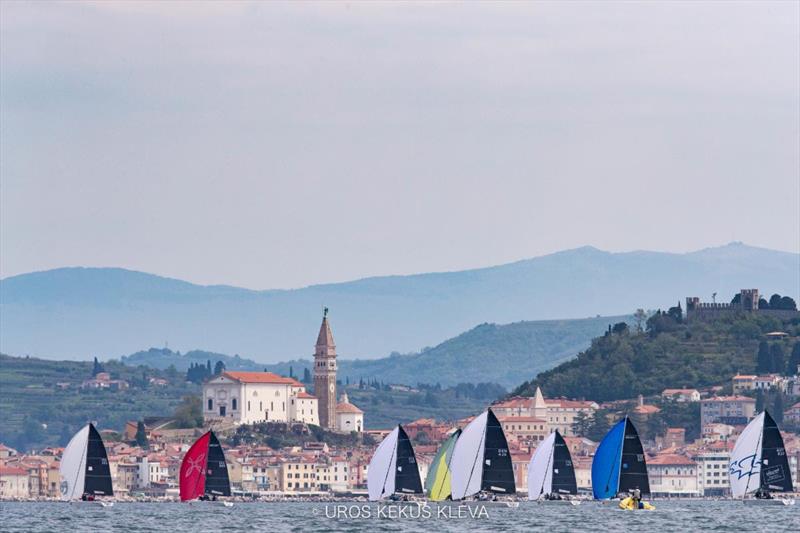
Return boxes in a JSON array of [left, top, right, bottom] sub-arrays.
[[0, 500, 796, 532]]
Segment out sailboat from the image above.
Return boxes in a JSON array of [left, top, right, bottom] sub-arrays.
[[449, 409, 517, 506], [425, 429, 461, 501], [729, 410, 795, 505], [367, 425, 423, 501], [60, 423, 114, 506], [591, 416, 653, 509], [180, 430, 233, 506], [527, 430, 579, 504]]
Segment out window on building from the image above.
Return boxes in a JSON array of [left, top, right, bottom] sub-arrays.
[[208, 399, 213, 410], [232, 398, 238, 410]]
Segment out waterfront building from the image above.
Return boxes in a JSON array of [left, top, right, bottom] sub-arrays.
[[647, 454, 700, 497], [700, 396, 756, 428]]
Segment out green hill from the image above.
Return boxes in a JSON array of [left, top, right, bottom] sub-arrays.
[[116, 315, 629, 388], [0, 354, 198, 452], [512, 309, 800, 402]]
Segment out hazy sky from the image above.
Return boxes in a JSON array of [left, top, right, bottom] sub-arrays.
[[1, 1, 798, 289]]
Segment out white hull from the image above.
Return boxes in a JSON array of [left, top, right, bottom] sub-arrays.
[[534, 499, 581, 506], [742, 498, 795, 506], [188, 500, 234, 507], [433, 500, 518, 508]]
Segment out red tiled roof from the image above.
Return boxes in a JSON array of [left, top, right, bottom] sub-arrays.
[[336, 401, 363, 414], [701, 396, 756, 403], [648, 454, 696, 466], [295, 392, 316, 399], [0, 466, 28, 476], [223, 371, 301, 385]]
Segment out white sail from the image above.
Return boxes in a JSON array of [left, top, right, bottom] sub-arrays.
[[729, 413, 765, 498], [367, 426, 399, 501], [527, 432, 556, 500], [450, 411, 488, 500], [60, 424, 90, 500]]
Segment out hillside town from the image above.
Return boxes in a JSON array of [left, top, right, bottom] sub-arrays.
[[2, 301, 800, 501]]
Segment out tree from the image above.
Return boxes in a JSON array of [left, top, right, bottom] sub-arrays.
[[769, 344, 784, 374], [769, 294, 782, 309], [586, 410, 612, 442], [173, 395, 203, 428], [612, 322, 629, 336], [633, 309, 647, 333], [788, 343, 800, 376], [756, 342, 771, 373], [758, 298, 770, 310], [572, 411, 592, 437], [772, 393, 784, 424], [206, 360, 212, 373], [755, 389, 765, 413], [289, 366, 294, 378], [303, 368, 312, 383], [667, 303, 683, 323], [730, 293, 742, 305], [213, 360, 226, 376], [92, 357, 105, 376], [779, 296, 797, 311], [135, 421, 149, 449]]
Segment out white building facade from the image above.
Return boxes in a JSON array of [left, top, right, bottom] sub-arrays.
[[203, 371, 319, 426]]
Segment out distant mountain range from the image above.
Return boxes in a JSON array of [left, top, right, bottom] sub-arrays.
[[1, 242, 797, 363], [118, 314, 629, 388]]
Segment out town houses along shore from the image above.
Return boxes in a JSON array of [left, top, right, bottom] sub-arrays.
[[2, 308, 800, 501]]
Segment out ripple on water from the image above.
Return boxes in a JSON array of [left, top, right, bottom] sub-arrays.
[[0, 500, 797, 533]]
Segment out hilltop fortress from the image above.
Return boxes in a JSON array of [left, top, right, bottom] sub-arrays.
[[686, 288, 799, 322]]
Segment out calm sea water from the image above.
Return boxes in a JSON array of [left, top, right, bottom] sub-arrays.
[[0, 500, 797, 532]]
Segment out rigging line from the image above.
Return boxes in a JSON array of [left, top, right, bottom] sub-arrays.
[[743, 418, 764, 500], [464, 419, 487, 498], [380, 434, 398, 499], [70, 425, 90, 500], [433, 434, 455, 499], [540, 437, 554, 498], [190, 434, 209, 500], [606, 418, 625, 496]]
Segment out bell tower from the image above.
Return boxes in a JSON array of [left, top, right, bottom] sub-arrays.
[[313, 308, 338, 430]]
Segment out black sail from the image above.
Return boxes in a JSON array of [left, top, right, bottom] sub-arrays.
[[394, 426, 423, 494], [84, 423, 113, 496], [760, 411, 794, 493], [204, 431, 231, 496], [481, 409, 516, 494], [618, 417, 650, 495], [551, 431, 578, 495]]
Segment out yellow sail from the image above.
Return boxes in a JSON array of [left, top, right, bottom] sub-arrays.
[[429, 453, 452, 501], [425, 429, 461, 501]]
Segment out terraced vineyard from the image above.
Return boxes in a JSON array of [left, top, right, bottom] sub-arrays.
[[0, 354, 198, 451]]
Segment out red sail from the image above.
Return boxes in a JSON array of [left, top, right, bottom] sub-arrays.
[[180, 431, 210, 501]]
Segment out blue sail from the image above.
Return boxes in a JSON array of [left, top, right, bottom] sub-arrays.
[[591, 418, 626, 499]]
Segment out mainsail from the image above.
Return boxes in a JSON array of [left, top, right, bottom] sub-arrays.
[[367, 425, 422, 501], [729, 411, 794, 497], [591, 416, 649, 499], [527, 430, 577, 500], [425, 429, 461, 501], [450, 409, 515, 500], [180, 431, 231, 501], [60, 423, 113, 500]]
